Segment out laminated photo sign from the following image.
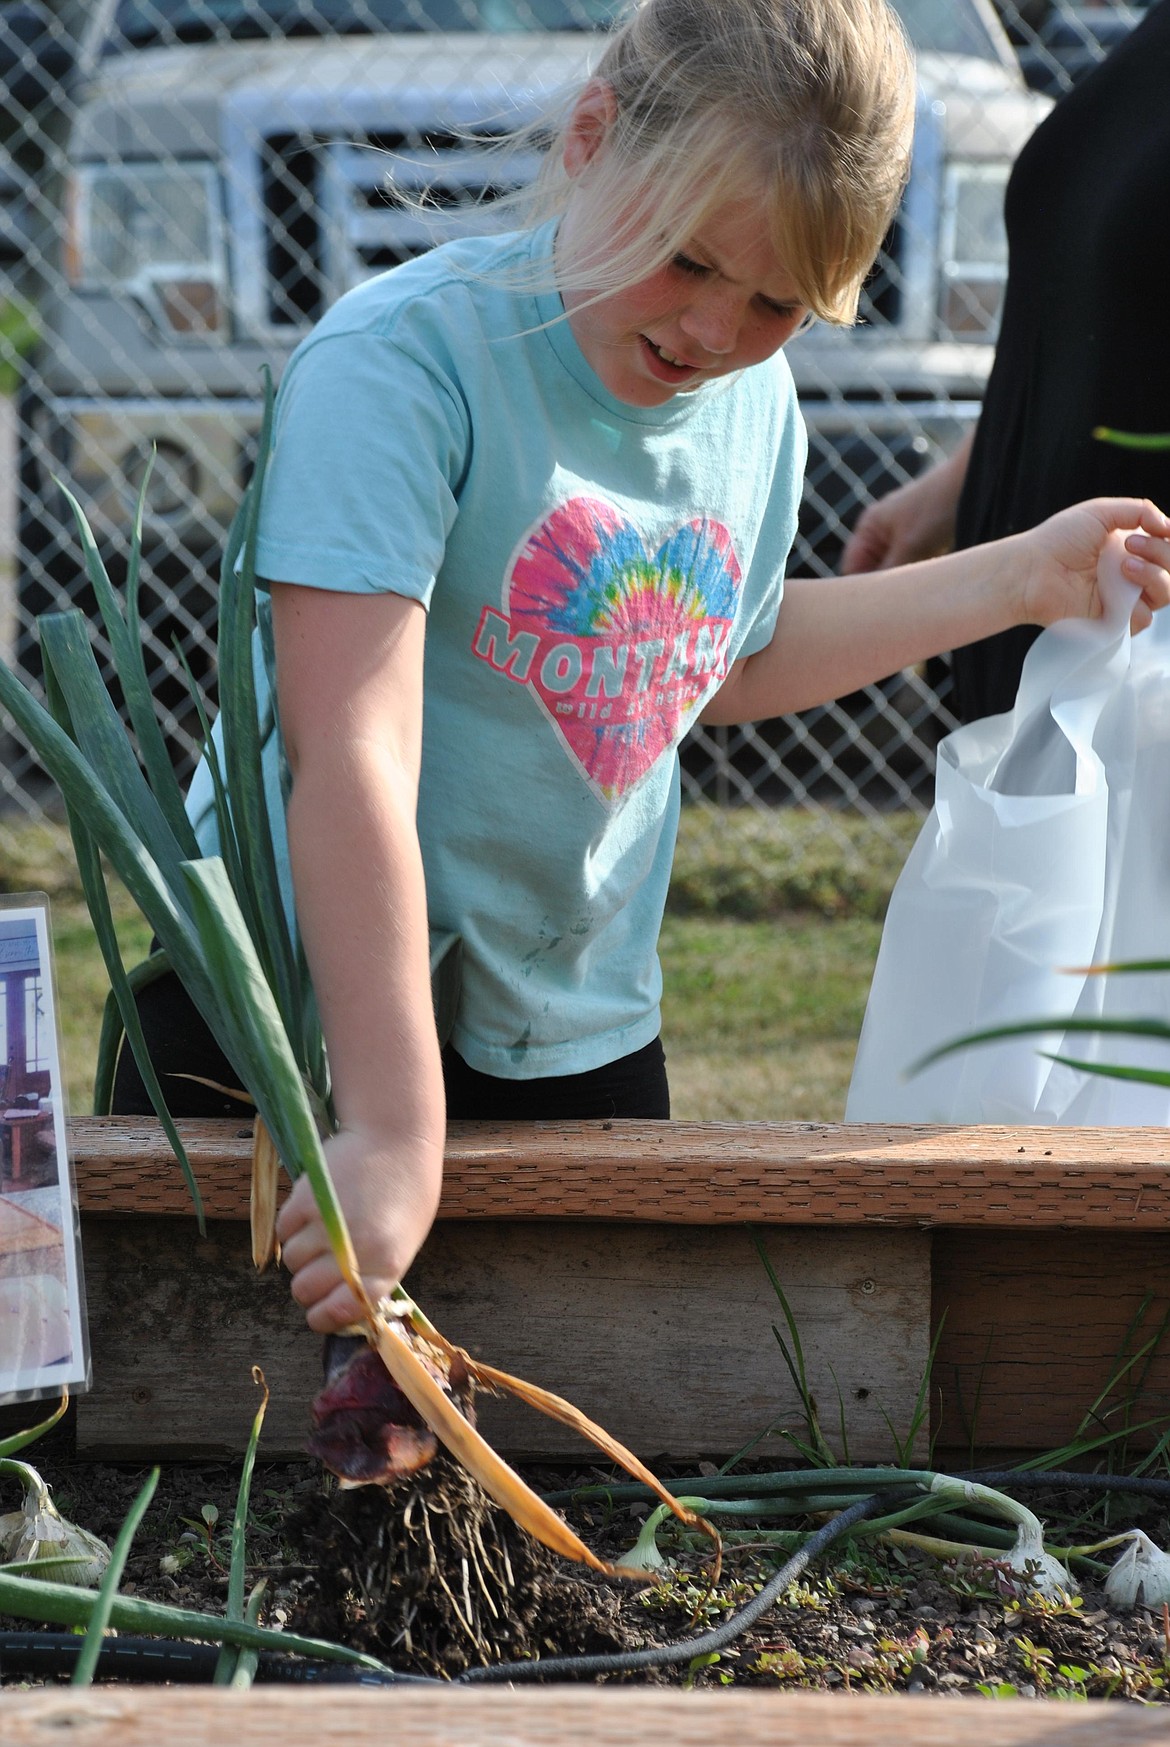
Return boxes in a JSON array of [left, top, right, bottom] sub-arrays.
[[847, 533, 1170, 1126], [0, 895, 90, 1402]]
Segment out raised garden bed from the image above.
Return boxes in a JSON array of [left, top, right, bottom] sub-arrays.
[[70, 1116, 1170, 1465], [5, 1115, 1170, 1734]]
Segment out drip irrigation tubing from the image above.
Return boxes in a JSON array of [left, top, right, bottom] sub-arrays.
[[0, 1491, 903, 1689], [0, 1632, 437, 1686]]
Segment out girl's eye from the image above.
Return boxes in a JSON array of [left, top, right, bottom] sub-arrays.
[[671, 252, 708, 277]]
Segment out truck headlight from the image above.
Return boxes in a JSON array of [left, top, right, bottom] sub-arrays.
[[67, 163, 228, 337], [937, 160, 1009, 340]]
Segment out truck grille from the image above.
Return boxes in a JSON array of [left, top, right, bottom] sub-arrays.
[[261, 127, 542, 326], [262, 129, 905, 331]]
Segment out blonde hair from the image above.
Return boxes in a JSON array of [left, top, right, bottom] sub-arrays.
[[522, 0, 915, 326]]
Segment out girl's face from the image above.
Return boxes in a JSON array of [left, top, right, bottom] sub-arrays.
[[560, 196, 810, 410]]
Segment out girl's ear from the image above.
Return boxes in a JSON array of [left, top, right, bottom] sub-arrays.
[[562, 79, 618, 176]]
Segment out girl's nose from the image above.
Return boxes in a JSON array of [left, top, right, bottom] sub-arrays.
[[679, 286, 742, 356]]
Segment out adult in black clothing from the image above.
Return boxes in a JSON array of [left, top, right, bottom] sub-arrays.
[[842, 0, 1170, 722]]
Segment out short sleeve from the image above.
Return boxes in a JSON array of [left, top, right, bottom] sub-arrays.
[[737, 381, 807, 658], [253, 325, 471, 607]]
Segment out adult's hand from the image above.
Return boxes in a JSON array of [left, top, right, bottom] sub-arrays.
[[841, 434, 973, 574]]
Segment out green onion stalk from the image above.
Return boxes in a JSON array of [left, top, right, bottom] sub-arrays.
[[0, 1566, 400, 1677], [1093, 427, 1170, 451], [617, 1469, 1105, 1596]]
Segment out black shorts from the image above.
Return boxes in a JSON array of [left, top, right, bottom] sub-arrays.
[[110, 970, 670, 1123]]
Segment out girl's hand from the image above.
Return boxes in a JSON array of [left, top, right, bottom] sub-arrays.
[[275, 1124, 444, 1333], [1020, 498, 1170, 632]]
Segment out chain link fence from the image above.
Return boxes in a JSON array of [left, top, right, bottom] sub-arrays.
[[0, 0, 1145, 859]]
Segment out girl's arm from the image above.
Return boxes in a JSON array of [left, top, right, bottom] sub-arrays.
[[269, 582, 446, 1334], [707, 498, 1170, 725]]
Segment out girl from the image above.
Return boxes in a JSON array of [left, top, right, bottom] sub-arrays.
[[116, 0, 1170, 1338]]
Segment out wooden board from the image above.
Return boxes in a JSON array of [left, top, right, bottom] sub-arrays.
[[4, 1688, 1170, 1746], [66, 1116, 1170, 1460], [70, 1116, 1170, 1227], [75, 1215, 930, 1461], [933, 1228, 1170, 1455]]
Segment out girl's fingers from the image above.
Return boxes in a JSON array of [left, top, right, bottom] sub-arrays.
[[274, 1173, 317, 1242], [287, 1250, 345, 1308], [278, 1221, 333, 1275], [1121, 535, 1170, 608], [1124, 531, 1170, 562], [284, 1232, 397, 1327], [304, 1283, 367, 1335]]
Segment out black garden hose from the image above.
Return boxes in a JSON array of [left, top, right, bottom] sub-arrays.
[[0, 1631, 437, 1685], [962, 1469, 1170, 1501]]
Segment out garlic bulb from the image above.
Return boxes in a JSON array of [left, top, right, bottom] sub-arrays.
[[1105, 1530, 1170, 1612], [926, 1476, 1078, 1602], [0, 1460, 111, 1587], [1005, 1517, 1079, 1602], [619, 1501, 671, 1573]]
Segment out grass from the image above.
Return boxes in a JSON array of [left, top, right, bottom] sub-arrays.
[[660, 913, 883, 1120], [663, 805, 916, 1120], [0, 803, 916, 1121], [668, 804, 920, 922], [0, 816, 152, 1116], [0, 299, 38, 398]]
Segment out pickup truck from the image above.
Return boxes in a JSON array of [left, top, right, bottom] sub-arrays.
[[1, 0, 1051, 799]]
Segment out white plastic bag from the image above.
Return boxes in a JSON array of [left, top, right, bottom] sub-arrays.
[[846, 533, 1170, 1125]]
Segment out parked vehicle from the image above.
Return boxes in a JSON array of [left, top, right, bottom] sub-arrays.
[[1, 0, 1050, 797]]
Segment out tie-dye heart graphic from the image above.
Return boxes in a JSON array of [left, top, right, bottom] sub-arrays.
[[478, 497, 743, 800]]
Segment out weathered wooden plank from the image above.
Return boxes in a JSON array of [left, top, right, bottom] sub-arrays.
[[70, 1116, 1170, 1228], [3, 1688, 1169, 1746], [75, 1216, 318, 1459], [68, 1117, 1170, 1460], [933, 1229, 1170, 1455], [74, 1215, 929, 1462]]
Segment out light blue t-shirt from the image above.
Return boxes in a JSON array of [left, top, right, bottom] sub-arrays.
[[191, 221, 806, 1078]]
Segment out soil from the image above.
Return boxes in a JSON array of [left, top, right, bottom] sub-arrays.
[[4, 1444, 1170, 1700], [284, 1453, 638, 1677]]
